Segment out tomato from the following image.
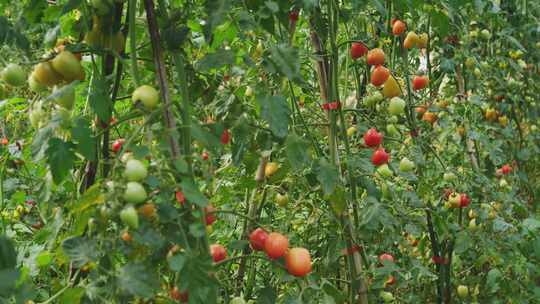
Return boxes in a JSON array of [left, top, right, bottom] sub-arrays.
[[32, 62, 63, 87], [170, 286, 189, 302], [417, 33, 428, 48], [501, 164, 512, 174], [205, 205, 217, 225], [459, 193, 471, 208], [175, 191, 186, 205], [138, 203, 156, 219], [202, 151, 209, 160], [264, 162, 279, 177], [378, 253, 395, 264], [377, 164, 393, 178], [350, 42, 368, 60], [457, 285, 469, 298], [422, 112, 438, 124], [120, 205, 139, 229], [384, 275, 396, 287], [399, 157, 415, 172], [124, 159, 148, 182], [443, 172, 457, 182], [132, 85, 159, 109], [52, 85, 75, 109], [210, 244, 227, 262], [448, 192, 461, 208], [28, 74, 47, 93], [382, 76, 401, 98], [1, 137, 8, 145], [121, 230, 132, 242], [371, 148, 390, 166], [264, 232, 289, 259], [367, 48, 385, 66], [388, 97, 406, 115], [412, 75, 429, 91], [285, 247, 312, 277], [123, 181, 148, 204], [403, 31, 419, 49], [1, 64, 26, 87], [220, 128, 231, 144], [346, 126, 357, 137], [380, 291, 394, 302], [112, 138, 125, 153], [51, 51, 85, 82], [230, 297, 246, 304], [249, 228, 269, 251], [288, 10, 299, 22], [392, 20, 406, 36], [363, 128, 383, 147], [275, 193, 289, 206], [371, 65, 390, 87]]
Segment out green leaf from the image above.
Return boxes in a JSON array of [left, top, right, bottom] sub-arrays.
[[263, 44, 302, 82], [179, 179, 208, 207], [258, 95, 290, 138], [60, 287, 84, 304], [316, 159, 339, 195], [191, 123, 221, 153], [257, 286, 277, 304], [61, 0, 82, 15], [61, 237, 99, 268], [117, 263, 159, 298], [36, 251, 52, 268], [45, 138, 76, 184], [71, 118, 96, 161], [195, 49, 235, 71], [285, 134, 312, 171], [486, 268, 502, 293], [204, 0, 231, 40], [89, 76, 112, 124], [0, 237, 17, 269], [431, 10, 450, 36], [168, 254, 186, 272]]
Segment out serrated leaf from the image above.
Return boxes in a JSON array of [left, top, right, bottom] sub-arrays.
[[195, 49, 235, 71], [257, 286, 277, 304], [89, 76, 112, 124], [62, 0, 82, 15], [117, 263, 159, 298], [285, 134, 311, 170], [179, 179, 208, 207], [168, 254, 186, 272], [258, 95, 290, 138], [46, 138, 76, 184], [264, 44, 302, 82], [59, 287, 84, 304], [316, 159, 339, 195], [61, 237, 99, 268], [71, 118, 96, 161]]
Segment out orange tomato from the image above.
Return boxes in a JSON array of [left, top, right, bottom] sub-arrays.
[[412, 75, 429, 91], [285, 247, 312, 277], [367, 48, 385, 66], [264, 232, 289, 259], [371, 66, 390, 87], [392, 20, 406, 36]]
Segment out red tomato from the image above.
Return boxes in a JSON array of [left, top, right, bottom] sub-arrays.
[[249, 228, 269, 251], [285, 247, 312, 277], [112, 138, 125, 153], [264, 232, 289, 259], [371, 66, 390, 87], [363, 128, 383, 147], [289, 10, 299, 22], [392, 20, 406, 36], [170, 286, 188, 302], [379, 253, 395, 264], [221, 129, 231, 144], [412, 75, 429, 91], [371, 148, 390, 166], [205, 205, 217, 225], [501, 164, 512, 175], [202, 151, 209, 161], [210, 244, 227, 262], [367, 48, 385, 66], [0, 137, 8, 145], [350, 42, 368, 60], [459, 193, 471, 208], [175, 191, 186, 206], [384, 275, 396, 286]]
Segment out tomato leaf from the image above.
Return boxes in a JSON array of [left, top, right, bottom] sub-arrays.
[[258, 95, 290, 138], [285, 134, 312, 171], [61, 237, 99, 268], [71, 118, 97, 161], [89, 76, 112, 124], [46, 138, 76, 184], [257, 286, 277, 304], [117, 263, 159, 298], [59, 287, 85, 304], [316, 159, 339, 195], [195, 49, 236, 71], [179, 179, 208, 207]]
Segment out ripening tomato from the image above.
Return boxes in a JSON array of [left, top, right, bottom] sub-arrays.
[[264, 232, 289, 259], [392, 20, 406, 36], [210, 244, 227, 262], [459, 193, 471, 208], [221, 129, 231, 144], [422, 112, 438, 124], [1, 137, 8, 145], [379, 253, 395, 264], [501, 164, 512, 174], [371, 148, 390, 166], [289, 10, 299, 22], [121, 230, 132, 242], [202, 151, 209, 160], [367, 48, 385, 66], [112, 138, 125, 153], [175, 191, 186, 205], [249, 228, 269, 251], [350, 42, 368, 60], [403, 31, 419, 49], [205, 205, 217, 225], [170, 286, 189, 302], [384, 275, 396, 287], [138, 203, 156, 219], [285, 247, 312, 277], [371, 66, 390, 87], [363, 128, 383, 147], [412, 75, 429, 91]]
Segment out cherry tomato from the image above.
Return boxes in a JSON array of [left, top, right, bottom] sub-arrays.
[[264, 232, 288, 259], [285, 247, 312, 277]]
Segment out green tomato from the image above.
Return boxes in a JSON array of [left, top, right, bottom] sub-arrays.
[[275, 193, 289, 207], [457, 285, 469, 298], [120, 205, 139, 229], [2, 64, 26, 87], [443, 172, 457, 182], [123, 181, 147, 204], [132, 85, 159, 109], [399, 157, 415, 172], [28, 75, 47, 93], [51, 51, 84, 82], [388, 97, 406, 115], [386, 124, 400, 137], [124, 159, 148, 182], [230, 297, 246, 304], [52, 85, 75, 109], [380, 291, 394, 302], [388, 116, 399, 124], [480, 29, 491, 39], [377, 164, 393, 178]]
